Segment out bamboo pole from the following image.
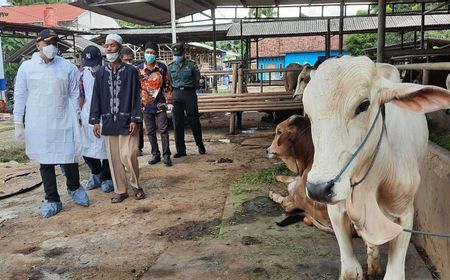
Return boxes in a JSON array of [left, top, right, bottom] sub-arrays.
[[199, 101, 300, 107], [199, 107, 302, 113], [395, 62, 450, 71], [198, 92, 292, 99], [198, 96, 294, 102]]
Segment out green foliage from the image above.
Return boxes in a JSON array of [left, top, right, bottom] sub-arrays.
[[2, 37, 30, 89], [0, 145, 28, 163], [248, 7, 276, 18], [429, 131, 450, 151], [117, 20, 152, 29], [345, 33, 377, 56], [204, 40, 241, 57], [231, 163, 294, 186]]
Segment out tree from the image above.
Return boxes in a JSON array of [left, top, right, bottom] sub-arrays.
[[248, 7, 276, 18], [2, 37, 30, 89]]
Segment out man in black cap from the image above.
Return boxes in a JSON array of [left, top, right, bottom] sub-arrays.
[[13, 29, 89, 218], [79, 45, 114, 193], [138, 42, 173, 166], [168, 42, 205, 158]]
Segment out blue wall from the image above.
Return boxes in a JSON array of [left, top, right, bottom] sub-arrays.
[[257, 56, 285, 81], [257, 50, 348, 80]]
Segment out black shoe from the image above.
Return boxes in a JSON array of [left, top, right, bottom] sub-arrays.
[[198, 146, 206, 155], [163, 157, 172, 167], [148, 156, 161, 165], [173, 152, 186, 158]]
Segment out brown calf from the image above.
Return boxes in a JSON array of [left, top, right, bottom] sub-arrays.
[[267, 115, 332, 233]]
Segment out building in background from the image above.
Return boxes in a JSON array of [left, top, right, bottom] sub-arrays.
[[251, 36, 348, 80], [0, 3, 119, 30]]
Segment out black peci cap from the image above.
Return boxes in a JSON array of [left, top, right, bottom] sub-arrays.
[[144, 41, 159, 53], [36, 29, 58, 43], [82, 45, 102, 67], [171, 42, 185, 55]]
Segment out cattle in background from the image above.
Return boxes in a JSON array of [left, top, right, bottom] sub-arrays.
[[293, 64, 315, 101], [282, 63, 303, 92], [266, 115, 331, 233], [303, 56, 450, 280]]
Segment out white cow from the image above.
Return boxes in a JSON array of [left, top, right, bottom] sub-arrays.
[[303, 56, 450, 280]]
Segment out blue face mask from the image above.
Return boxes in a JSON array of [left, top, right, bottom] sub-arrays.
[[173, 55, 184, 63], [144, 53, 156, 64]]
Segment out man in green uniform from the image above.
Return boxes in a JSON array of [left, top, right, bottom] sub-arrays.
[[168, 42, 205, 158]]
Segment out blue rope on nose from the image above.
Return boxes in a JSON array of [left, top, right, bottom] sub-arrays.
[[330, 106, 385, 187]]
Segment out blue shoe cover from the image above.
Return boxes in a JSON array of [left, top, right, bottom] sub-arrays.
[[68, 186, 90, 207], [85, 173, 101, 190], [41, 201, 63, 218], [101, 180, 114, 193]]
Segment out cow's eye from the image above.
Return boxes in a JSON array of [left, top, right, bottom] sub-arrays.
[[276, 130, 282, 135], [355, 100, 370, 116]]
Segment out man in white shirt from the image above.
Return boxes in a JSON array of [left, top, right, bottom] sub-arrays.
[[13, 29, 89, 218]]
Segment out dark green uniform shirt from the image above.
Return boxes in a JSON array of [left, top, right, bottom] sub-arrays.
[[168, 59, 201, 89]]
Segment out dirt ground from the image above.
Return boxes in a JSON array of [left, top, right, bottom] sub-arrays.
[[0, 112, 433, 280]]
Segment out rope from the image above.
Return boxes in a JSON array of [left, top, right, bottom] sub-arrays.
[[403, 229, 450, 238], [332, 106, 384, 184]]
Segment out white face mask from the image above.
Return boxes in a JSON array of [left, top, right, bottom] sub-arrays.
[[88, 65, 101, 72], [42, 44, 58, 60], [106, 52, 119, 62]]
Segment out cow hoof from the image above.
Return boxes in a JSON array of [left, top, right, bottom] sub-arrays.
[[303, 216, 313, 226], [339, 264, 363, 280]]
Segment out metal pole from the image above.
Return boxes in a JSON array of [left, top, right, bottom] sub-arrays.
[[240, 19, 243, 61], [326, 19, 331, 58], [170, 0, 176, 43], [212, 8, 217, 92], [400, 31, 404, 49], [339, 0, 344, 55], [377, 0, 386, 63], [421, 2, 425, 50]]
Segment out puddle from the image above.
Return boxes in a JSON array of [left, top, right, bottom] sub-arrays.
[[156, 218, 221, 242], [225, 196, 283, 225]]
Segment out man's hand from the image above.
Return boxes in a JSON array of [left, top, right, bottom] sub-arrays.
[[93, 124, 101, 138], [14, 122, 25, 142], [129, 122, 137, 136]]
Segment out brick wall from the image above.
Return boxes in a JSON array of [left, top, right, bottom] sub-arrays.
[[251, 35, 346, 58]]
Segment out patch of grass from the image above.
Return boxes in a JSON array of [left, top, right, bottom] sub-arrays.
[[429, 131, 450, 151], [231, 163, 295, 186], [0, 126, 14, 133], [230, 186, 256, 195], [0, 145, 28, 162]]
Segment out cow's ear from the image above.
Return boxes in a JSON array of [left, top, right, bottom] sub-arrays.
[[377, 81, 450, 113], [277, 131, 291, 147], [309, 70, 316, 80]]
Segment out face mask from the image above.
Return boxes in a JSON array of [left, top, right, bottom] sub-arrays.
[[42, 44, 58, 60], [88, 65, 101, 72], [173, 55, 184, 63], [106, 52, 119, 62], [144, 53, 156, 64], [123, 61, 132, 65]]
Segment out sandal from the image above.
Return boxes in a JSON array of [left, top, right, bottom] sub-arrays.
[[134, 188, 146, 200], [111, 193, 129, 204]]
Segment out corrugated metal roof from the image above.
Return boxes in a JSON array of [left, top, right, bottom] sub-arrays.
[[93, 23, 232, 45], [227, 14, 450, 37], [70, 0, 439, 25]]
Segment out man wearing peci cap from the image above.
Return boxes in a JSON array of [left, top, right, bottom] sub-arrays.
[[168, 42, 206, 158], [89, 34, 145, 203], [79, 45, 114, 193], [13, 29, 90, 218]]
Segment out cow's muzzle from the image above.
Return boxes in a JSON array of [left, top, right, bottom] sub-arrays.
[[306, 180, 336, 203]]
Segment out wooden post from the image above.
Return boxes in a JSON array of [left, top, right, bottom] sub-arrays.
[[236, 66, 244, 130], [229, 63, 238, 134]]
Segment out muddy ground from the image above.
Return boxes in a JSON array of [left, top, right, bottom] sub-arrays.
[[0, 112, 433, 280]]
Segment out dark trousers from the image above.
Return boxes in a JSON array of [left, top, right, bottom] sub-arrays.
[[40, 163, 80, 203], [83, 156, 112, 181], [143, 110, 171, 158], [172, 89, 204, 153], [138, 122, 144, 151]]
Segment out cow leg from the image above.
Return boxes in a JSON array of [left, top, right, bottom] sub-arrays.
[[383, 206, 413, 280], [366, 244, 383, 278], [328, 203, 363, 280]]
